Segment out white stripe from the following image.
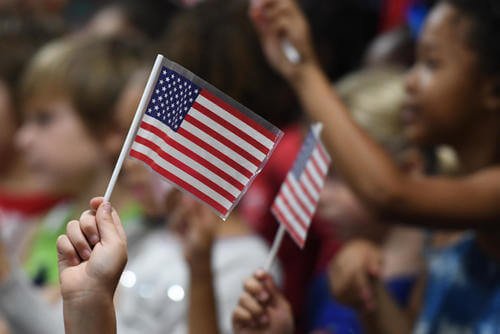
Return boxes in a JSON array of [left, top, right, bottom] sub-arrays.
[[274, 197, 306, 240], [301, 172, 321, 201], [190, 108, 266, 161], [132, 142, 232, 209], [287, 176, 315, 211], [136, 128, 241, 197], [197, 94, 274, 149], [142, 115, 250, 184], [182, 117, 259, 174], [312, 148, 328, 174], [281, 184, 312, 224], [306, 160, 324, 189]]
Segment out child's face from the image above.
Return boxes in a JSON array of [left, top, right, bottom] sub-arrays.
[[403, 3, 485, 146], [16, 97, 106, 193]]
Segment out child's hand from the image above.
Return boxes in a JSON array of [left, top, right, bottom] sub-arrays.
[[232, 269, 293, 334], [57, 197, 127, 303], [169, 194, 218, 268], [328, 240, 382, 312], [249, 0, 318, 81]]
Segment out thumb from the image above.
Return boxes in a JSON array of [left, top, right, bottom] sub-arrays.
[[90, 196, 104, 212], [96, 201, 118, 243]]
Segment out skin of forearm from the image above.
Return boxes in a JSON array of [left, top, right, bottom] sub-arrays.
[[63, 294, 116, 334], [188, 256, 219, 334], [361, 282, 412, 334], [291, 65, 405, 215]]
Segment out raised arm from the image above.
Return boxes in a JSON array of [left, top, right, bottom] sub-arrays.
[[57, 197, 127, 334], [169, 195, 219, 334], [249, 0, 500, 229]]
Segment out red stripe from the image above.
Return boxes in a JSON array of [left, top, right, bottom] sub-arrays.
[[200, 90, 277, 142], [295, 175, 316, 206], [310, 156, 326, 188], [184, 114, 261, 167], [130, 149, 228, 216], [304, 167, 321, 195], [193, 101, 270, 155], [176, 127, 253, 179], [278, 193, 308, 230], [284, 177, 313, 216], [312, 147, 329, 176], [140, 122, 245, 191], [317, 143, 330, 164], [271, 205, 305, 248], [134, 136, 236, 203]]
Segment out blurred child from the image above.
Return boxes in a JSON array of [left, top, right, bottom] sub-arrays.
[[0, 13, 65, 259], [161, 3, 340, 330], [307, 67, 429, 333], [15, 35, 144, 287], [233, 0, 500, 332], [0, 35, 144, 333]]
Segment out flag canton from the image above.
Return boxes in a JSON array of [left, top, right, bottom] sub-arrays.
[[291, 130, 317, 178], [145, 66, 201, 131]]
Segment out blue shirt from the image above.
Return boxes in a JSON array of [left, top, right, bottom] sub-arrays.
[[414, 233, 500, 334]]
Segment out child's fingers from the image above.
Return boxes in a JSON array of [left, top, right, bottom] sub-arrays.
[[238, 291, 266, 318], [355, 272, 374, 311], [232, 305, 254, 329], [111, 209, 126, 243], [243, 275, 269, 303], [56, 234, 80, 273], [96, 202, 119, 243], [261, 0, 292, 22], [66, 220, 91, 261], [79, 210, 99, 246]]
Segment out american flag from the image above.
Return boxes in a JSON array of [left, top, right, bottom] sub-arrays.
[[271, 125, 331, 248], [130, 56, 283, 219]]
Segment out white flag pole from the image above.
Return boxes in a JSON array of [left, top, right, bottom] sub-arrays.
[[103, 54, 165, 202], [264, 223, 286, 272], [281, 39, 301, 65]]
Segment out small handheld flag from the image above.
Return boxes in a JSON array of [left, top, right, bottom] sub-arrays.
[[272, 123, 331, 246], [264, 124, 330, 270], [104, 55, 283, 220]]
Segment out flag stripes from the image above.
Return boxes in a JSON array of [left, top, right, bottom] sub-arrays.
[[130, 59, 282, 219], [271, 128, 331, 248]]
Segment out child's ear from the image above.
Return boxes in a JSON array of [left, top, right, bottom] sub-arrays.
[[482, 76, 500, 111]]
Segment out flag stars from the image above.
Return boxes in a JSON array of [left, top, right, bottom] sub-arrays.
[[149, 68, 200, 131]]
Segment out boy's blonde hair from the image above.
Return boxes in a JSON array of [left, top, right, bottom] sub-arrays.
[[336, 67, 407, 154], [20, 35, 143, 135], [337, 66, 459, 173]]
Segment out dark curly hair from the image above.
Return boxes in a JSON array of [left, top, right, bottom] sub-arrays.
[[443, 0, 500, 77]]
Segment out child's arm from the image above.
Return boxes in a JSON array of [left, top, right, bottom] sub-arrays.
[[232, 270, 294, 334], [169, 196, 219, 334], [329, 240, 413, 334], [57, 197, 127, 334], [250, 0, 500, 229]]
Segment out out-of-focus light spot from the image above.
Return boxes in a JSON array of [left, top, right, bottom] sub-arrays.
[[120, 270, 137, 288], [167, 284, 185, 302]]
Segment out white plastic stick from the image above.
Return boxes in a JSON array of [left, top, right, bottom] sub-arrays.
[[103, 54, 165, 201], [281, 39, 301, 64], [264, 224, 286, 271]]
